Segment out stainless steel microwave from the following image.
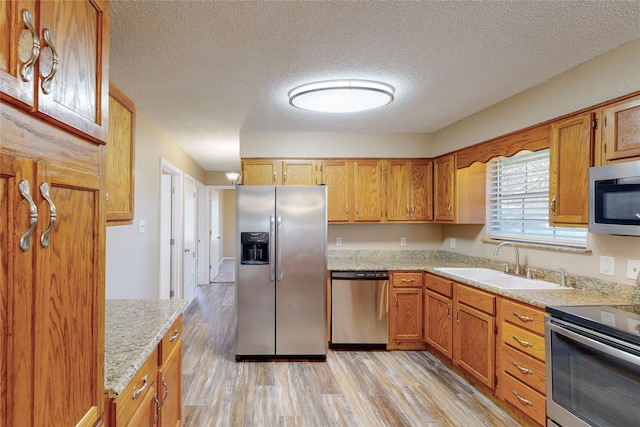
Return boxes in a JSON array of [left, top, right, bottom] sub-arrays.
[[588, 160, 640, 236]]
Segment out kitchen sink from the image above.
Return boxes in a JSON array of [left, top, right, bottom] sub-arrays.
[[433, 267, 569, 290]]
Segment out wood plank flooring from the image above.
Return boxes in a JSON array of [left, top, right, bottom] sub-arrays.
[[181, 269, 521, 426]]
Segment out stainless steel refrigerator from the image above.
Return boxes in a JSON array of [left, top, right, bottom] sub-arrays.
[[235, 185, 328, 360]]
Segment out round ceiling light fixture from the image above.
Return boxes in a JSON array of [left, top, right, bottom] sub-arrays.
[[288, 79, 395, 113]]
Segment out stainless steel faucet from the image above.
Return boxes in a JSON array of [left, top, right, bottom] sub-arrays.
[[556, 267, 569, 287], [493, 242, 521, 275]]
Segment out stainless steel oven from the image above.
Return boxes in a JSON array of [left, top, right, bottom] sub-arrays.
[[545, 305, 640, 427]]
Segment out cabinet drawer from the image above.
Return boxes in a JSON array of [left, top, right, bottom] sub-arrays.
[[501, 322, 545, 361], [501, 372, 546, 426], [501, 299, 545, 335], [159, 315, 183, 365], [392, 272, 423, 288], [114, 348, 158, 424], [425, 273, 453, 297], [455, 284, 495, 315], [500, 343, 546, 394]]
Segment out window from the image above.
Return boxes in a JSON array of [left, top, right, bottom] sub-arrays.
[[487, 149, 587, 248]]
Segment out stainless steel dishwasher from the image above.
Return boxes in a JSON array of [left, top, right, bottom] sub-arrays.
[[330, 271, 389, 348]]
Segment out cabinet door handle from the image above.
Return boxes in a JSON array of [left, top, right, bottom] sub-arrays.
[[41, 29, 59, 95], [511, 361, 533, 375], [39, 182, 57, 248], [20, 9, 40, 82], [455, 308, 460, 324], [512, 390, 533, 406], [550, 196, 557, 216], [446, 303, 451, 319], [345, 204, 349, 216], [153, 393, 161, 425], [394, 294, 397, 308], [512, 335, 533, 347], [355, 205, 359, 217], [272, 172, 276, 184], [447, 204, 452, 214], [132, 374, 148, 399], [169, 329, 180, 342], [283, 171, 287, 184], [161, 377, 169, 405], [406, 205, 410, 216], [18, 180, 38, 252], [411, 205, 415, 217], [512, 312, 533, 323]]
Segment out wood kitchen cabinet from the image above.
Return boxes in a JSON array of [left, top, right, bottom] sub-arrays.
[[0, 0, 110, 143], [385, 159, 433, 222], [453, 283, 496, 390], [157, 316, 183, 427], [389, 272, 424, 348], [320, 159, 350, 221], [241, 159, 317, 185], [602, 93, 640, 162], [433, 153, 485, 224], [107, 83, 136, 225], [549, 111, 596, 225], [1, 131, 106, 426], [424, 273, 453, 359], [496, 298, 547, 426]]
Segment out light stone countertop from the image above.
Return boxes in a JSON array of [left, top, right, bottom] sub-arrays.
[[328, 251, 639, 309], [104, 299, 188, 398]]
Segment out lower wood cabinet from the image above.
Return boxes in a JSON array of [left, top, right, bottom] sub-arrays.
[[424, 273, 454, 359], [389, 272, 424, 346], [105, 315, 183, 426], [452, 284, 496, 390], [496, 298, 547, 426]]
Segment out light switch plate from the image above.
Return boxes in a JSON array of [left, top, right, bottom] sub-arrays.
[[626, 259, 640, 280], [138, 219, 145, 234], [599, 256, 615, 276]]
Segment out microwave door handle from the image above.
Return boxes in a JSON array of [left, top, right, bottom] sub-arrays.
[[548, 320, 640, 366], [270, 216, 275, 282]]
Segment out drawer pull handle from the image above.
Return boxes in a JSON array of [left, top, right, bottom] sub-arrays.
[[512, 336, 533, 347], [512, 312, 533, 322], [511, 361, 533, 375], [132, 374, 148, 399], [512, 390, 533, 406], [169, 329, 180, 342], [401, 279, 415, 283]]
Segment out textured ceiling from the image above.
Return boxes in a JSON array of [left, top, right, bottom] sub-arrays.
[[109, 1, 640, 172]]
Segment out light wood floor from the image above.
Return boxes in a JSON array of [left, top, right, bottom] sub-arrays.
[[181, 277, 521, 426]]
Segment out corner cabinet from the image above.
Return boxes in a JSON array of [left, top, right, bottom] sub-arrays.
[[0, 0, 110, 143], [385, 159, 433, 222], [549, 111, 596, 225], [388, 271, 424, 349], [107, 83, 136, 225]]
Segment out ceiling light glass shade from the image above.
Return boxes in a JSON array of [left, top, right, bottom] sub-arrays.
[[289, 80, 394, 113], [225, 172, 240, 184]]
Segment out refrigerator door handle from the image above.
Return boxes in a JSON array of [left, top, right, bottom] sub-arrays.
[[276, 215, 283, 281], [270, 215, 276, 282]]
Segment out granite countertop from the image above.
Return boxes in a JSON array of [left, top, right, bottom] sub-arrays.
[[328, 254, 637, 309], [104, 299, 188, 398]]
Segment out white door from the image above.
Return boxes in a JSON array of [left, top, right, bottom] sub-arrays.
[[197, 183, 209, 285], [159, 173, 172, 299], [183, 175, 197, 303], [209, 189, 220, 281]]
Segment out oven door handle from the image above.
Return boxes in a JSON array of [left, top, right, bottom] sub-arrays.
[[547, 319, 640, 367]]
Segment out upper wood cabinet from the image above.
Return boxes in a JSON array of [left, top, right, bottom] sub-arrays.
[[385, 159, 433, 222], [602, 94, 640, 162], [241, 159, 317, 185], [319, 160, 350, 222], [0, 0, 110, 143], [433, 153, 485, 224], [353, 159, 383, 222], [107, 83, 135, 225], [549, 111, 596, 225]]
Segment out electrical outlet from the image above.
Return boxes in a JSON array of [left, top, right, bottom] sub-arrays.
[[600, 311, 616, 327], [336, 236, 342, 247], [449, 237, 456, 249], [626, 259, 640, 280], [599, 256, 615, 276], [400, 237, 406, 247], [628, 318, 640, 335], [138, 219, 145, 234]]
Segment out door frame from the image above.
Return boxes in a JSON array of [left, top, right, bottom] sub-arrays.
[[159, 158, 183, 299]]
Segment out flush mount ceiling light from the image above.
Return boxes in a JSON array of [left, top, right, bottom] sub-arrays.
[[288, 79, 395, 113]]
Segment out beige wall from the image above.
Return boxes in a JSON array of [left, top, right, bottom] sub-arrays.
[[221, 189, 236, 258]]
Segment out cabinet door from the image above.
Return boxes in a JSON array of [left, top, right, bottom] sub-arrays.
[[0, 0, 38, 107], [390, 288, 423, 342], [107, 83, 135, 225], [425, 290, 452, 359], [385, 160, 411, 221], [453, 303, 495, 390], [126, 384, 157, 427], [353, 159, 382, 222], [603, 95, 640, 161], [549, 112, 595, 225], [433, 154, 456, 222], [37, 0, 109, 142], [411, 159, 433, 221], [32, 162, 105, 426], [158, 341, 183, 427], [242, 159, 279, 185], [282, 160, 316, 185], [320, 160, 350, 222]]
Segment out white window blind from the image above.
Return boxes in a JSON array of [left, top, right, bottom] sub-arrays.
[[487, 149, 587, 248]]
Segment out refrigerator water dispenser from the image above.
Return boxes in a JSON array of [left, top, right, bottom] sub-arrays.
[[240, 232, 269, 265]]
